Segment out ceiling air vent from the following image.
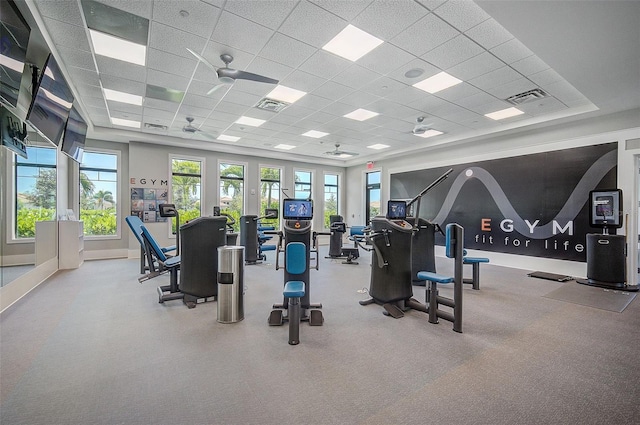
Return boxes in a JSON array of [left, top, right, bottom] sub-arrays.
[[144, 123, 168, 131], [255, 97, 290, 113], [505, 88, 549, 105]]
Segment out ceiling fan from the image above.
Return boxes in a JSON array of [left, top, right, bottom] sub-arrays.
[[180, 116, 217, 139], [324, 143, 359, 158], [412, 116, 434, 135], [187, 48, 279, 95]]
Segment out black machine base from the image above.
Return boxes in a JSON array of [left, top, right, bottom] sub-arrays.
[[268, 305, 324, 326], [576, 278, 639, 292]]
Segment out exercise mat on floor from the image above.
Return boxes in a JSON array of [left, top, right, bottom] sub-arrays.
[[528, 271, 573, 282], [543, 281, 637, 312]]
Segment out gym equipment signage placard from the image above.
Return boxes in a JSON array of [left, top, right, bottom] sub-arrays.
[[390, 143, 617, 262]]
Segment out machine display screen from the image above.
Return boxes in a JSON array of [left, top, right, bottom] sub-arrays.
[[386, 200, 407, 220], [589, 189, 622, 229], [283, 199, 313, 220]]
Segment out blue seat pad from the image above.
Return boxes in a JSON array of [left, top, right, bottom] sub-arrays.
[[463, 257, 489, 264], [164, 256, 181, 268], [284, 281, 305, 298], [261, 245, 277, 251], [416, 271, 454, 284]]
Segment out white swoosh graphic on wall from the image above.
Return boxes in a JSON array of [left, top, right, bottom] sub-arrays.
[[432, 150, 617, 239]]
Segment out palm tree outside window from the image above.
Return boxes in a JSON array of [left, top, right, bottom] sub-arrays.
[[220, 163, 244, 231], [79, 151, 118, 236]]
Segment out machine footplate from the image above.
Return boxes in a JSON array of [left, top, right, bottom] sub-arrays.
[[309, 309, 324, 326], [382, 303, 404, 318], [268, 309, 284, 326]]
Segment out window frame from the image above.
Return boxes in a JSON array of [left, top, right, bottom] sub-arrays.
[[9, 145, 58, 243], [169, 154, 205, 238], [259, 164, 282, 229], [323, 172, 341, 230], [293, 169, 313, 200], [218, 159, 247, 218], [78, 147, 121, 240]]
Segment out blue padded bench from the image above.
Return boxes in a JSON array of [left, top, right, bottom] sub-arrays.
[[283, 242, 306, 345], [126, 215, 176, 277], [415, 223, 464, 333], [463, 250, 489, 290], [140, 225, 183, 304]]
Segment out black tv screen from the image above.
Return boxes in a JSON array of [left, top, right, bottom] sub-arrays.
[[61, 106, 86, 163], [283, 199, 313, 220], [0, 0, 31, 108], [589, 189, 622, 229], [26, 54, 74, 146], [386, 200, 407, 220]]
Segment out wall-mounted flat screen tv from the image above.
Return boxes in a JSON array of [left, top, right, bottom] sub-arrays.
[[0, 0, 31, 108], [61, 106, 86, 163], [25, 53, 74, 146]]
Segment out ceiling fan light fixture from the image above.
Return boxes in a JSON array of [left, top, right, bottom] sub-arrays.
[[322, 24, 383, 62], [218, 75, 235, 84]]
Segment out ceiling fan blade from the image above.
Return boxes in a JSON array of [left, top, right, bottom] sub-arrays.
[[206, 84, 225, 95], [186, 48, 219, 77], [218, 68, 279, 84]]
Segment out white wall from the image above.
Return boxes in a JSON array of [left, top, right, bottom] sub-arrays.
[[346, 110, 640, 282]]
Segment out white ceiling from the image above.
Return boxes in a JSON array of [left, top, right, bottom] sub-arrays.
[[18, 0, 640, 166]]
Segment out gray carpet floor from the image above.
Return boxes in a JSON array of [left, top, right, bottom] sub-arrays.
[[1, 247, 639, 425]]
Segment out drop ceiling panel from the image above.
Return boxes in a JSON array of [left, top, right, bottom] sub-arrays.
[[259, 32, 317, 69], [55, 46, 96, 71], [93, 0, 153, 19], [143, 98, 180, 112], [447, 51, 504, 80], [422, 34, 484, 70], [224, 0, 297, 30], [181, 93, 220, 110], [278, 1, 347, 48], [433, 0, 490, 32], [309, 0, 372, 20], [356, 42, 415, 76], [100, 75, 146, 95], [95, 56, 147, 82], [67, 66, 102, 88], [510, 55, 550, 76], [222, 90, 263, 108], [43, 18, 91, 52], [391, 13, 458, 57], [299, 51, 352, 80], [76, 83, 104, 99], [386, 58, 440, 85], [151, 0, 221, 38], [490, 38, 533, 64], [463, 18, 513, 50], [82, 96, 107, 109], [143, 107, 177, 122], [334, 89, 380, 107], [293, 94, 333, 111], [147, 48, 197, 78], [360, 76, 407, 98], [216, 100, 250, 116], [244, 57, 295, 82], [312, 81, 355, 101], [528, 68, 564, 87], [108, 101, 143, 115], [148, 22, 208, 60], [485, 78, 537, 100], [331, 64, 382, 90], [210, 11, 273, 54], [433, 82, 483, 102], [280, 69, 327, 93], [468, 66, 522, 91], [352, 0, 428, 40], [147, 69, 191, 91]]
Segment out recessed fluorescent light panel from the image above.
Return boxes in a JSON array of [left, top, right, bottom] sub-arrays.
[[274, 144, 296, 150], [266, 85, 307, 103], [367, 144, 390, 150], [103, 88, 143, 105], [414, 129, 444, 138], [337, 153, 353, 158], [110, 117, 140, 128], [413, 71, 462, 94], [218, 135, 240, 142], [343, 108, 379, 121], [322, 24, 383, 62], [235, 116, 266, 127], [302, 130, 329, 138], [485, 107, 524, 120], [89, 29, 146, 66]]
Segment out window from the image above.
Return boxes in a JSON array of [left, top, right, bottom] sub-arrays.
[[366, 171, 381, 225], [172, 158, 202, 229], [294, 170, 312, 199], [260, 166, 281, 229], [324, 173, 339, 229], [220, 162, 244, 230], [14, 146, 57, 239], [79, 151, 118, 236]]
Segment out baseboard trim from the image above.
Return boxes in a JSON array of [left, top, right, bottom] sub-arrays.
[[1, 257, 58, 313]]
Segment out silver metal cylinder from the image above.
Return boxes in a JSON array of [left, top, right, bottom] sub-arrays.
[[217, 246, 245, 323]]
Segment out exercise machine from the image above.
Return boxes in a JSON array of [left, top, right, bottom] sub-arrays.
[[577, 189, 638, 292], [358, 170, 454, 318], [213, 206, 238, 245], [239, 209, 278, 264], [325, 215, 361, 265], [268, 199, 323, 327]]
